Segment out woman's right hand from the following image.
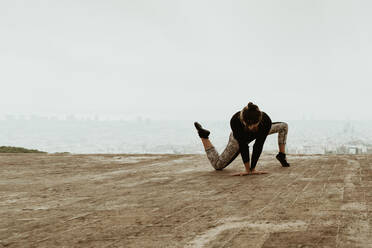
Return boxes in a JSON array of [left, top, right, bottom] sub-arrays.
[[231, 171, 251, 176]]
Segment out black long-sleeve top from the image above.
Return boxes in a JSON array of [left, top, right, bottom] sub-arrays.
[[230, 111, 272, 170]]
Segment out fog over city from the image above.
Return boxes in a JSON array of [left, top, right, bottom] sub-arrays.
[[1, 1, 372, 154]]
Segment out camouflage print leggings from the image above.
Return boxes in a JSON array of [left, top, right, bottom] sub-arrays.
[[205, 122, 288, 170]]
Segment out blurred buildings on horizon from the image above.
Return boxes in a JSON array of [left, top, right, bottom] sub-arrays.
[[1, 115, 372, 155]]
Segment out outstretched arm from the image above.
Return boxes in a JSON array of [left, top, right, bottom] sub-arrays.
[[250, 134, 268, 170]]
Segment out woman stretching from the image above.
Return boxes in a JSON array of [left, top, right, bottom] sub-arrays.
[[194, 102, 290, 176]]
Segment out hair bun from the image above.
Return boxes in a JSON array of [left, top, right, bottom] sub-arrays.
[[247, 102, 258, 111]]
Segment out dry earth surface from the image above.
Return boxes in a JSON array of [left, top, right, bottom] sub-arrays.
[[0, 153, 371, 248]]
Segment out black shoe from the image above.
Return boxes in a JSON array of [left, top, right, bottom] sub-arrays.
[[194, 122, 210, 139], [276, 152, 290, 167]]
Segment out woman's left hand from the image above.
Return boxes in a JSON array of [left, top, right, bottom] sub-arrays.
[[231, 171, 251, 176], [231, 170, 268, 176]]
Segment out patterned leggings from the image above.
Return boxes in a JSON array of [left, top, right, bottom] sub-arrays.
[[205, 122, 288, 170]]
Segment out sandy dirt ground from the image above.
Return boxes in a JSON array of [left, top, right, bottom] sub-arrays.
[[0, 153, 371, 248]]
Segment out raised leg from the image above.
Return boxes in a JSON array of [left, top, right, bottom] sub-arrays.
[[204, 132, 240, 170], [201, 138, 213, 150]]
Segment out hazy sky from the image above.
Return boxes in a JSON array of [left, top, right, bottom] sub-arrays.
[[1, 0, 371, 121]]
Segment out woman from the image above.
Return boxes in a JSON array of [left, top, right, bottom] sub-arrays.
[[194, 102, 290, 176]]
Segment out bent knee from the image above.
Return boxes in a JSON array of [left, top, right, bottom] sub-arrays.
[[213, 160, 226, 170], [282, 122, 288, 132]]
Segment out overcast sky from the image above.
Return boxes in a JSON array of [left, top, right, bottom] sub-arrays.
[[1, 0, 371, 121]]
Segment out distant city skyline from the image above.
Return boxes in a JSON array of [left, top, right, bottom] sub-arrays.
[[1, 117, 372, 154], [1, 0, 372, 121], [1, 113, 372, 122]]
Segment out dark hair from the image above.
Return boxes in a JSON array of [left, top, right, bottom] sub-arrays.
[[240, 102, 262, 126]]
